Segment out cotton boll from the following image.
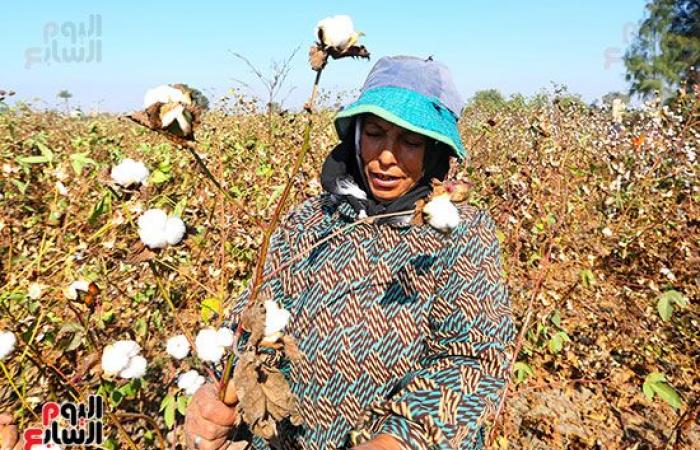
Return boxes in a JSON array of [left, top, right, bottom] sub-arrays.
[[164, 216, 186, 245], [216, 328, 235, 348], [111, 159, 149, 187], [143, 85, 190, 109], [159, 104, 193, 136], [195, 328, 225, 362], [101, 343, 131, 376], [177, 370, 205, 395], [262, 300, 290, 344], [0, 331, 17, 360], [166, 334, 190, 360], [28, 282, 44, 300], [423, 194, 460, 232], [316, 15, 356, 50], [64, 280, 90, 300], [138, 209, 186, 249], [101, 340, 143, 378], [336, 178, 367, 200], [119, 355, 147, 379], [138, 209, 169, 249]]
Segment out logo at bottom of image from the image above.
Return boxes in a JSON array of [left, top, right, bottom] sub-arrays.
[[23, 395, 104, 449]]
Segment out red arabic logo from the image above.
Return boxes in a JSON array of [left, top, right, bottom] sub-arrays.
[[23, 395, 103, 449]]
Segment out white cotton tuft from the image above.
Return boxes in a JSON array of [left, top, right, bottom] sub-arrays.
[[143, 85, 190, 109], [165, 334, 190, 360], [335, 178, 367, 200], [177, 370, 205, 395], [216, 327, 235, 348], [195, 328, 226, 362], [111, 158, 150, 187], [164, 216, 186, 245], [138, 209, 186, 249], [315, 15, 356, 50], [0, 331, 17, 360], [119, 355, 147, 379], [28, 282, 44, 300], [423, 194, 461, 232], [101, 340, 147, 379], [64, 280, 90, 300], [262, 300, 291, 344]]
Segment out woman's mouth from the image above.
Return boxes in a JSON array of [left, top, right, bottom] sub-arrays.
[[370, 172, 403, 188]]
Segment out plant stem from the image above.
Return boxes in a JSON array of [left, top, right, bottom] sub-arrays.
[[0, 361, 39, 420], [218, 68, 324, 400]]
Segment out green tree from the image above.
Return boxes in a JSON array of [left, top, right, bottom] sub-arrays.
[[57, 89, 73, 112], [468, 89, 506, 109], [624, 0, 700, 99], [602, 91, 631, 107]]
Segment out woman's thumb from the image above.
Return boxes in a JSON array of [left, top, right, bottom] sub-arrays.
[[222, 379, 238, 406]]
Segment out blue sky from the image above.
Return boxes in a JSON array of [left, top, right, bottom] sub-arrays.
[[1, 1, 648, 112]]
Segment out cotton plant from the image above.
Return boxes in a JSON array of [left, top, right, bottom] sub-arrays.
[[110, 158, 149, 187], [177, 369, 205, 395], [0, 331, 17, 360], [195, 327, 235, 363], [129, 84, 208, 139], [101, 340, 148, 379], [310, 15, 369, 71], [166, 334, 191, 360], [137, 208, 186, 249]]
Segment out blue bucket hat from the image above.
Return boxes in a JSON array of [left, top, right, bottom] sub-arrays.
[[334, 55, 467, 161]]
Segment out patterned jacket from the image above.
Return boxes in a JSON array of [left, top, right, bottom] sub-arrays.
[[226, 193, 516, 450]]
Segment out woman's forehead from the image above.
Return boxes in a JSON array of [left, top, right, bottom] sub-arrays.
[[364, 114, 425, 137]]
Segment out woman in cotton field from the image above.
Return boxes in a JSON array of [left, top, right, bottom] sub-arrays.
[[184, 55, 516, 450]]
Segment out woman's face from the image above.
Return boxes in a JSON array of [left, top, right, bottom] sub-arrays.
[[360, 114, 427, 201]]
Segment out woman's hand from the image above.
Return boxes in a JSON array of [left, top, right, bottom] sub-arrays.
[[184, 381, 239, 450], [0, 413, 21, 450], [352, 434, 403, 450]]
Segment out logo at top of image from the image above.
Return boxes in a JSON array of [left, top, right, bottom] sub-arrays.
[[25, 14, 102, 69]]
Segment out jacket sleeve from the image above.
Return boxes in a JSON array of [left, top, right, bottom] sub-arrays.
[[353, 209, 516, 449]]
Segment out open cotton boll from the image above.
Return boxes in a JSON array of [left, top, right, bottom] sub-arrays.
[[166, 334, 190, 360], [195, 328, 225, 362], [177, 370, 205, 395], [138, 209, 186, 249], [118, 355, 147, 379], [160, 103, 193, 136], [262, 300, 291, 344], [111, 158, 149, 187], [423, 194, 461, 233], [316, 15, 356, 50], [64, 280, 90, 300], [0, 331, 17, 360], [164, 216, 186, 245], [143, 85, 191, 109], [101, 340, 143, 378], [216, 327, 235, 348], [138, 209, 169, 249], [336, 178, 367, 200]]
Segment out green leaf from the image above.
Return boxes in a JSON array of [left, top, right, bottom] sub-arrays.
[[548, 331, 570, 354], [657, 296, 673, 321], [17, 155, 51, 165], [580, 269, 595, 289], [266, 184, 285, 208], [164, 400, 176, 429], [88, 192, 112, 226], [177, 395, 189, 416], [134, 317, 148, 338], [652, 382, 682, 409], [514, 361, 534, 383], [159, 394, 174, 412], [201, 297, 222, 323], [150, 169, 171, 185], [550, 310, 561, 327], [69, 152, 97, 175]]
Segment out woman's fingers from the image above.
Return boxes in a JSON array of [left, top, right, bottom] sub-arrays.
[[0, 413, 13, 426], [0, 424, 19, 450], [194, 384, 238, 427]]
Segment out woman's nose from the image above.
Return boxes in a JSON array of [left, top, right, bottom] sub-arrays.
[[378, 138, 399, 166]]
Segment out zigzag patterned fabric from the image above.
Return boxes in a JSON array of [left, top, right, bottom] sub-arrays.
[[225, 193, 515, 450]]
